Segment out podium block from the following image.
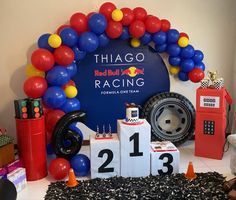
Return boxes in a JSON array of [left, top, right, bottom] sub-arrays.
[[150, 141, 179, 175], [90, 134, 120, 179], [117, 119, 151, 177]]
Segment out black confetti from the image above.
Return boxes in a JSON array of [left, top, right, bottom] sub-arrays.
[[45, 172, 228, 200]]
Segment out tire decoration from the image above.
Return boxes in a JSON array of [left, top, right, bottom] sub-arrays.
[[22, 2, 205, 146], [141, 92, 195, 146], [52, 110, 86, 159]]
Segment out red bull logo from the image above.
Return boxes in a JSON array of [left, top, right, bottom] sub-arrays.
[[121, 66, 144, 77]]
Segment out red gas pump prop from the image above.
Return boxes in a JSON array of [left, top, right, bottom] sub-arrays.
[[195, 78, 232, 159]]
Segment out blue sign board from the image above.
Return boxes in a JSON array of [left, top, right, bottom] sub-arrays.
[[73, 40, 170, 132]]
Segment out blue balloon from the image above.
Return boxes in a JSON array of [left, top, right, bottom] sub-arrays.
[[37, 33, 54, 52], [167, 29, 179, 44], [168, 56, 181, 66], [72, 46, 86, 61], [60, 98, 81, 113], [69, 122, 83, 140], [180, 59, 195, 73], [178, 72, 189, 81], [152, 31, 166, 45], [78, 32, 99, 53], [46, 143, 55, 155], [98, 33, 110, 47], [70, 154, 90, 176], [192, 50, 204, 63], [167, 44, 181, 56], [180, 45, 195, 59], [119, 27, 130, 40], [195, 62, 205, 71], [155, 43, 167, 53], [46, 66, 70, 86], [140, 32, 152, 45], [43, 86, 66, 108], [88, 13, 107, 35], [60, 28, 78, 47], [66, 62, 77, 77]]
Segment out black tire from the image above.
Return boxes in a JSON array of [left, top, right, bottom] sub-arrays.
[[141, 92, 195, 146]]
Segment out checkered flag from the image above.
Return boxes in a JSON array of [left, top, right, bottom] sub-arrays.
[[213, 78, 224, 89], [201, 79, 210, 89]]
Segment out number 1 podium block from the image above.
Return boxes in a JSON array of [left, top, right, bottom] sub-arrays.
[[150, 141, 179, 176], [117, 119, 151, 177], [90, 134, 120, 179]]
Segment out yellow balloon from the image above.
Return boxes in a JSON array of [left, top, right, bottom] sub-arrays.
[[178, 37, 189, 48], [111, 9, 123, 22], [25, 64, 45, 77], [131, 38, 141, 48], [48, 34, 62, 48], [64, 86, 78, 98], [169, 66, 180, 75]]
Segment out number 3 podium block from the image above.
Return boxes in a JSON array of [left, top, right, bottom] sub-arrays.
[[117, 119, 151, 177], [150, 141, 179, 176], [90, 134, 120, 179]]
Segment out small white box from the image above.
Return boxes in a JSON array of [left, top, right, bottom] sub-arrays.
[[7, 168, 27, 192], [117, 119, 151, 177], [150, 141, 179, 175], [90, 134, 120, 179]]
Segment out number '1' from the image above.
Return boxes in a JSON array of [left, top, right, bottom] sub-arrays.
[[129, 132, 143, 157]]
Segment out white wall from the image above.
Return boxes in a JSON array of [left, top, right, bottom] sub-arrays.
[[231, 41, 236, 133], [0, 0, 235, 139]]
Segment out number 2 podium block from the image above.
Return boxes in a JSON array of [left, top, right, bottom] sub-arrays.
[[90, 134, 120, 179], [117, 119, 151, 177], [150, 141, 179, 176]]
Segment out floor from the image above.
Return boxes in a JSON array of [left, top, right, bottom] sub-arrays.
[[17, 140, 234, 200]]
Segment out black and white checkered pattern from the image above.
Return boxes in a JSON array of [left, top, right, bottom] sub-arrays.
[[213, 78, 224, 89], [201, 79, 210, 89], [126, 118, 139, 123]]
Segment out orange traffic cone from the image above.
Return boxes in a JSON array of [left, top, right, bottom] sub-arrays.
[[66, 168, 78, 187], [185, 161, 197, 180]]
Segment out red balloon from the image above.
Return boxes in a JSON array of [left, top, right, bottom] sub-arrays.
[[70, 12, 88, 34], [45, 109, 65, 133], [129, 20, 146, 38], [56, 24, 71, 34], [45, 109, 65, 143], [54, 45, 74, 66], [105, 21, 123, 39], [146, 14, 153, 18], [43, 106, 51, 114], [188, 68, 205, 83], [99, 2, 116, 20], [121, 8, 134, 26], [43, 104, 52, 118], [133, 7, 147, 21], [180, 32, 189, 39], [31, 49, 55, 71], [161, 19, 171, 32], [145, 16, 161, 33], [87, 12, 96, 19], [62, 80, 76, 90], [46, 130, 53, 144], [23, 76, 48, 98], [49, 158, 70, 180]]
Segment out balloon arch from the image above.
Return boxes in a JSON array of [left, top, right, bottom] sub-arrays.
[[23, 2, 205, 144]]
